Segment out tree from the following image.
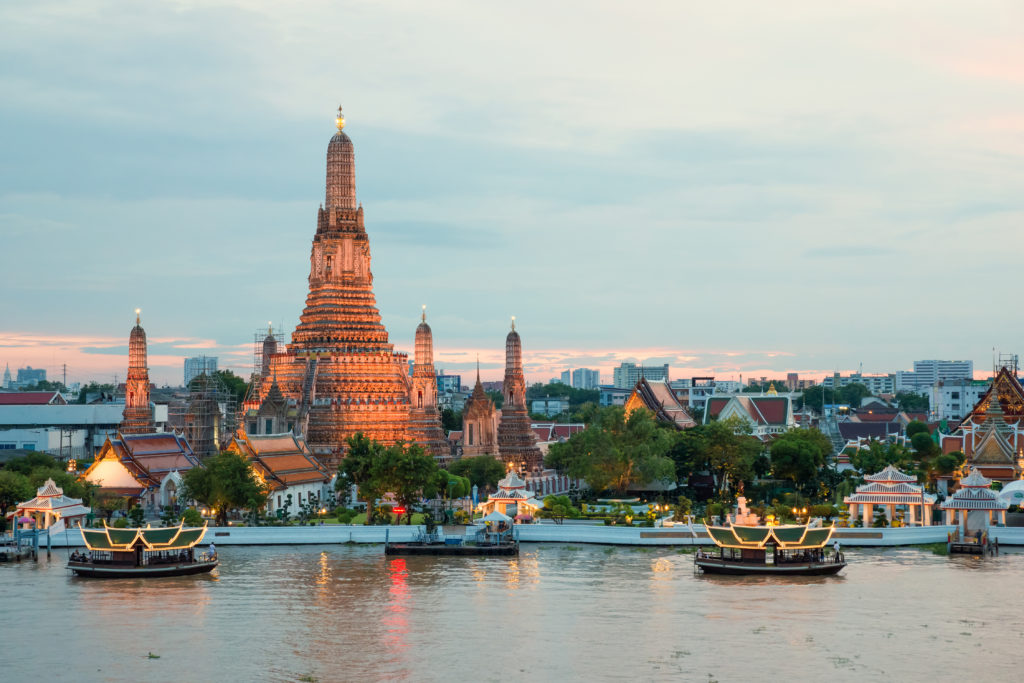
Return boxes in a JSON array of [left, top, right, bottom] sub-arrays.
[[769, 429, 832, 490], [18, 379, 68, 393], [3, 451, 59, 475], [703, 417, 763, 496], [77, 382, 115, 404], [850, 441, 913, 474], [545, 406, 675, 495], [440, 408, 462, 433], [895, 392, 929, 413], [542, 494, 577, 524], [181, 451, 268, 526], [94, 491, 128, 523], [0, 470, 33, 527], [485, 390, 504, 409], [374, 441, 439, 524], [910, 432, 938, 459], [839, 383, 872, 408], [449, 455, 506, 492], [339, 433, 386, 525], [905, 421, 931, 439], [127, 505, 145, 527]]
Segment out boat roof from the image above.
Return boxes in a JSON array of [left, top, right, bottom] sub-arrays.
[[706, 524, 835, 550], [78, 521, 207, 552]]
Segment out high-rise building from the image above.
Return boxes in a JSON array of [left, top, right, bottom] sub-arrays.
[[612, 362, 669, 389], [895, 360, 974, 392], [436, 372, 462, 394], [184, 356, 218, 387], [497, 319, 542, 472], [121, 310, 154, 434], [559, 370, 571, 385], [571, 368, 600, 390], [15, 366, 46, 387], [2, 364, 11, 389]]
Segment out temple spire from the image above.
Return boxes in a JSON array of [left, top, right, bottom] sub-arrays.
[[325, 104, 356, 210], [135, 308, 141, 326], [422, 304, 427, 323], [335, 105, 345, 131]]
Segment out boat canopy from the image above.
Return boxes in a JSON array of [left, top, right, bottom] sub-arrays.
[[78, 521, 207, 552], [706, 524, 834, 550]]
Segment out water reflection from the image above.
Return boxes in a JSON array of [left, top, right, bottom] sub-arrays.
[[2, 545, 1023, 682]]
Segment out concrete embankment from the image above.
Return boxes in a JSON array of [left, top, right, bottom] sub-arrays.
[[40, 524, 1024, 547]]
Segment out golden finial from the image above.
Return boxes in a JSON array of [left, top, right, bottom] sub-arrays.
[[421, 304, 427, 323], [510, 315, 516, 331], [268, 321, 273, 335], [335, 105, 345, 131], [135, 308, 141, 325]]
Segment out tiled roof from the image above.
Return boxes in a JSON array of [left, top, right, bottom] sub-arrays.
[[0, 391, 65, 405]]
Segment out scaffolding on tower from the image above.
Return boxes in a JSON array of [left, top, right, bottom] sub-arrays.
[[183, 371, 238, 458]]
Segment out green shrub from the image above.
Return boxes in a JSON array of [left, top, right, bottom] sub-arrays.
[[113, 518, 128, 528], [182, 508, 204, 527]]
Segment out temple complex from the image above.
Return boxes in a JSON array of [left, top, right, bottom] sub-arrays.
[[624, 377, 696, 430], [496, 319, 543, 472], [843, 464, 935, 526], [120, 309, 154, 434], [939, 367, 1024, 483], [461, 360, 499, 457], [940, 468, 1009, 532], [407, 308, 447, 460], [258, 107, 414, 468]]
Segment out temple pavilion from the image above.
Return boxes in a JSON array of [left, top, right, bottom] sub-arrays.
[[477, 471, 544, 518], [844, 465, 936, 526], [940, 468, 1009, 532], [13, 478, 90, 530]]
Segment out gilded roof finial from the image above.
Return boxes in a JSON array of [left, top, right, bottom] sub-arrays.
[[422, 304, 427, 323], [135, 308, 141, 326], [268, 321, 273, 336], [335, 105, 345, 132], [511, 315, 516, 331]]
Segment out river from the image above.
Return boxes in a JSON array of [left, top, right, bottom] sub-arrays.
[[1, 544, 1020, 682]]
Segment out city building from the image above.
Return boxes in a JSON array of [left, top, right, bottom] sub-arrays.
[[435, 372, 463, 395], [821, 372, 895, 395], [255, 108, 422, 468], [408, 309, 447, 459], [183, 356, 218, 386], [613, 363, 669, 389], [559, 370, 571, 385], [598, 385, 631, 406], [571, 368, 600, 390], [0, 391, 66, 406], [225, 430, 332, 516], [497, 319, 543, 472], [530, 396, 570, 417], [0, 403, 125, 460], [2, 364, 11, 389], [895, 359, 974, 392], [930, 379, 990, 421], [121, 310, 155, 434], [15, 366, 46, 388]]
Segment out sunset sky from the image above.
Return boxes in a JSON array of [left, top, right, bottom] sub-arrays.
[[2, 1, 1022, 386]]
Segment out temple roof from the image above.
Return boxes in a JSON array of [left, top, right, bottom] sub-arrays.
[[864, 464, 918, 484], [625, 377, 696, 430], [0, 391, 66, 406], [15, 478, 91, 516], [705, 395, 790, 427], [706, 524, 834, 550], [227, 429, 330, 491], [83, 431, 199, 492], [80, 521, 207, 552]]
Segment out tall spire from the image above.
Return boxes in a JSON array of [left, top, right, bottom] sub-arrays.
[[325, 104, 356, 210], [122, 310, 154, 434]]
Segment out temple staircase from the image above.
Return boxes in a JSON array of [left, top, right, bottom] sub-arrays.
[[298, 356, 319, 436]]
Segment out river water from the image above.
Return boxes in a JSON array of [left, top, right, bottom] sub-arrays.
[[2, 544, 1020, 682]]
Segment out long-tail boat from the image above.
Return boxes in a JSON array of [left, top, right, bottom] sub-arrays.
[[68, 521, 217, 578], [695, 523, 846, 576]]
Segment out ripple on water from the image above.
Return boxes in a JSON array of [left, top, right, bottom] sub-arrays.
[[1, 545, 1022, 682]]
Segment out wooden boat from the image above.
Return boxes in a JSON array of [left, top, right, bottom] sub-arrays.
[[695, 523, 846, 576], [68, 521, 217, 578]]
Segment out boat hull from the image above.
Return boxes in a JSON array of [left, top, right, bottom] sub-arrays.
[[68, 560, 218, 578], [385, 543, 518, 557], [695, 558, 845, 576]]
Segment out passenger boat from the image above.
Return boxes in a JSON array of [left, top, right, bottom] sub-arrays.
[[68, 521, 217, 578], [384, 524, 519, 557], [695, 523, 846, 576]]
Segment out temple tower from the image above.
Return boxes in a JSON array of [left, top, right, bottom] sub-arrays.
[[462, 359, 498, 457], [120, 309, 154, 434], [260, 323, 278, 383], [407, 307, 448, 460], [261, 107, 412, 467], [497, 318, 542, 471]]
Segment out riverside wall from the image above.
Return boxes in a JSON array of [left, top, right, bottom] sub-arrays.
[[41, 523, 1024, 547]]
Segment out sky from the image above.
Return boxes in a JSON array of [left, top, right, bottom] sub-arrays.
[[1, 1, 1022, 387]]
